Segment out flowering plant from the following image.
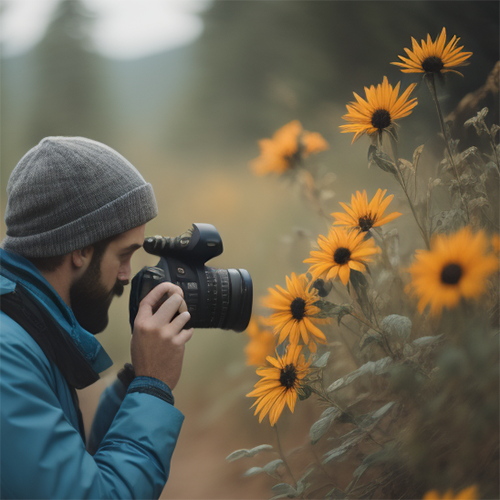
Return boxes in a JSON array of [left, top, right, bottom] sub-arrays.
[[228, 28, 498, 500]]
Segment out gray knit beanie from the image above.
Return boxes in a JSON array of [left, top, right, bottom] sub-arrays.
[[2, 136, 158, 258]]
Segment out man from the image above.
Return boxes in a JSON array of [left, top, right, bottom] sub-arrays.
[[0, 136, 193, 499]]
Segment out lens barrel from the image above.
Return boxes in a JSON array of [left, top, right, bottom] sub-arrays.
[[202, 267, 253, 332]]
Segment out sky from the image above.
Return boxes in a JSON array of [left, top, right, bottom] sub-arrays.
[[0, 0, 212, 59]]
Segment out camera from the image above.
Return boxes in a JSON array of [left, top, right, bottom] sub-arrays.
[[129, 223, 253, 332]]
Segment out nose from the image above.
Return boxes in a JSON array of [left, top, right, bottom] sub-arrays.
[[118, 262, 132, 283]]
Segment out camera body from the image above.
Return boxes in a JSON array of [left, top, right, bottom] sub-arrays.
[[129, 223, 253, 332]]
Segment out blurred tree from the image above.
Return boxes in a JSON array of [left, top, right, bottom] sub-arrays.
[[26, 0, 111, 146], [0, 0, 15, 185], [164, 0, 499, 160]]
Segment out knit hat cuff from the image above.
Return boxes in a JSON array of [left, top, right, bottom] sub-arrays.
[[2, 183, 158, 258]]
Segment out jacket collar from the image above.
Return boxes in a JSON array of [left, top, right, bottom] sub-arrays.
[[0, 248, 113, 374]]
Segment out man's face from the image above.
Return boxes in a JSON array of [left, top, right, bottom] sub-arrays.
[[70, 225, 146, 334]]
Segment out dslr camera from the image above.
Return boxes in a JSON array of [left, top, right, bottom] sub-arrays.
[[129, 223, 253, 332]]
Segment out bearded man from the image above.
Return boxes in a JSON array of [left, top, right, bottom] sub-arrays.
[[0, 137, 193, 499]]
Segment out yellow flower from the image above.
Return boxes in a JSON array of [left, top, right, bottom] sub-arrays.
[[423, 485, 479, 500], [304, 227, 381, 285], [392, 27, 473, 76], [340, 76, 417, 143], [250, 120, 329, 176], [332, 189, 402, 232], [261, 273, 329, 347], [492, 234, 500, 254], [244, 318, 276, 367], [407, 227, 499, 316], [247, 344, 311, 426]]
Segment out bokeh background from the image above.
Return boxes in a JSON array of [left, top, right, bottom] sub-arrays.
[[1, 1, 498, 498]]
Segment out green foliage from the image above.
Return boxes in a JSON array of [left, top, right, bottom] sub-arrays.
[[226, 444, 274, 462]]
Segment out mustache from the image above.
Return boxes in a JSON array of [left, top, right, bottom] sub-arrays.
[[113, 279, 129, 298]]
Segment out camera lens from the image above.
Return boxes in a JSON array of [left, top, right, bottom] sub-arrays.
[[203, 267, 253, 332]]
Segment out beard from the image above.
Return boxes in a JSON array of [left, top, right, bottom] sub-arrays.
[[70, 257, 127, 335]]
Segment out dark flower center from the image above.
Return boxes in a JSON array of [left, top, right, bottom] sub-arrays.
[[280, 364, 297, 389], [334, 247, 351, 265], [371, 109, 392, 130], [290, 297, 306, 320], [358, 215, 375, 232], [284, 148, 301, 166], [422, 56, 444, 74], [440, 263, 463, 285]]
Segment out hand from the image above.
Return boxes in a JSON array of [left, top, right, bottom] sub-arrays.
[[131, 282, 194, 390]]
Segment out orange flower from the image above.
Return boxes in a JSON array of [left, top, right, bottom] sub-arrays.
[[340, 76, 417, 143], [332, 189, 401, 232], [423, 485, 479, 500], [406, 227, 499, 315], [491, 234, 500, 254], [261, 273, 329, 348], [247, 344, 311, 426], [250, 120, 328, 176], [392, 28, 473, 76], [304, 227, 381, 285], [244, 318, 276, 367]]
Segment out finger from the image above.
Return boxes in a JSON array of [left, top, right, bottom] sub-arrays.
[[152, 294, 186, 325], [174, 328, 194, 345], [136, 282, 184, 321], [168, 310, 192, 332], [178, 300, 188, 314]]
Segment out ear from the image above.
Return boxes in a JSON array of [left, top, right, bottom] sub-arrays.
[[71, 246, 94, 270]]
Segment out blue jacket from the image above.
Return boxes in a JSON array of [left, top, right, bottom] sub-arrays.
[[0, 249, 184, 499]]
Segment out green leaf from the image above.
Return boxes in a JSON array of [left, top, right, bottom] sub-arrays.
[[368, 401, 396, 422], [323, 403, 396, 465], [310, 407, 341, 445], [359, 329, 383, 351], [297, 385, 313, 401], [312, 352, 331, 368], [296, 468, 314, 494], [270, 483, 298, 500], [367, 144, 377, 166], [381, 315, 412, 353], [264, 459, 284, 475], [412, 144, 425, 170], [349, 270, 372, 320], [464, 107, 489, 136], [226, 444, 274, 462], [314, 300, 353, 322], [412, 334, 444, 348], [323, 428, 364, 463], [242, 467, 263, 477], [327, 357, 392, 392], [371, 150, 398, 176]]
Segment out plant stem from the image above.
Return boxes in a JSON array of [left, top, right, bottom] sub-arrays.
[[425, 73, 469, 220], [312, 447, 341, 485], [338, 326, 361, 368], [274, 425, 300, 491], [387, 133, 430, 249]]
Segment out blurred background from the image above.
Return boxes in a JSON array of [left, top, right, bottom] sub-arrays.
[[1, 1, 498, 498]]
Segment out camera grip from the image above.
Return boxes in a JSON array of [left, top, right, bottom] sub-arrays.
[[129, 266, 167, 330], [138, 267, 167, 303]]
